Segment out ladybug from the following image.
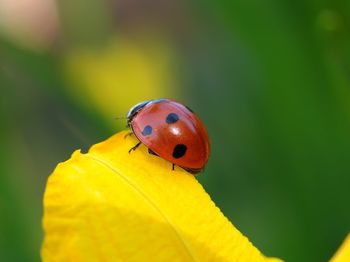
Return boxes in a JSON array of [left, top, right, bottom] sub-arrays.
[[126, 98, 210, 174]]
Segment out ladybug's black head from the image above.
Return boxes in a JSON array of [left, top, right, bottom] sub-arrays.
[[126, 100, 151, 126], [126, 98, 168, 126]]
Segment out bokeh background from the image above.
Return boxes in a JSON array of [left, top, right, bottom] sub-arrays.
[[1, 0, 350, 261]]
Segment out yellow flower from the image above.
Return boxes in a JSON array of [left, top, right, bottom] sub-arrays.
[[42, 130, 282, 261], [330, 234, 350, 262], [64, 37, 177, 126]]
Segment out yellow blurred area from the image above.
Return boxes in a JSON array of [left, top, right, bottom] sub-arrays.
[[64, 36, 179, 125]]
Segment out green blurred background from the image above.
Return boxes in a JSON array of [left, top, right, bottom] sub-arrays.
[[1, 0, 350, 261]]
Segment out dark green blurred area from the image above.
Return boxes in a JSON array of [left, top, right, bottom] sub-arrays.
[[1, 0, 350, 261]]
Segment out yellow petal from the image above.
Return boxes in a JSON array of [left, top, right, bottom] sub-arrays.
[[330, 234, 350, 262], [42, 130, 282, 262]]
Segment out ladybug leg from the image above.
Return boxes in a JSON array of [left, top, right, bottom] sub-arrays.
[[124, 132, 133, 139], [148, 148, 159, 156], [172, 164, 175, 171], [128, 142, 141, 153]]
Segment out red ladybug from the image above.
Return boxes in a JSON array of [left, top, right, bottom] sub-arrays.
[[126, 99, 210, 174]]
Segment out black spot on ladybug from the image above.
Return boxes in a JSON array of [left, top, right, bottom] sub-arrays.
[[166, 113, 179, 124], [172, 144, 187, 158], [142, 125, 152, 136], [185, 105, 194, 113]]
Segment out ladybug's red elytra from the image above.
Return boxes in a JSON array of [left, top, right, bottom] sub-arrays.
[[126, 99, 210, 174]]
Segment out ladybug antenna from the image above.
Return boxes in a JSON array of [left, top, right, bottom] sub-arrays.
[[114, 116, 127, 120]]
